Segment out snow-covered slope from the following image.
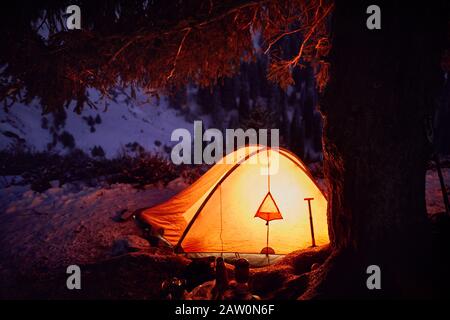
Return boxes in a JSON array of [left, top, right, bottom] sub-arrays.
[[0, 88, 210, 158], [0, 178, 188, 274]]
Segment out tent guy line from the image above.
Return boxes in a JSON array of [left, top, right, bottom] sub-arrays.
[[139, 145, 329, 261]]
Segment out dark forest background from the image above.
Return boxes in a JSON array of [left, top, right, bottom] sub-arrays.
[[170, 39, 324, 162], [173, 48, 450, 160]]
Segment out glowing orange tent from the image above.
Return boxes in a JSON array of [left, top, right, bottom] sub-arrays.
[[140, 145, 329, 255]]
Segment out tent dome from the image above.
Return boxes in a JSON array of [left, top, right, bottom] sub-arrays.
[[140, 145, 329, 255]]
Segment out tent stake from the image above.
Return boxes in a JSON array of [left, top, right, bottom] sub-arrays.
[[304, 198, 316, 247]]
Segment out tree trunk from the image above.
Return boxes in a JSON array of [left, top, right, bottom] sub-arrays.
[[303, 0, 447, 298]]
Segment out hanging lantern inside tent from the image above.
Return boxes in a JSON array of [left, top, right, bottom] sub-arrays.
[[254, 148, 283, 255], [255, 193, 282, 222]]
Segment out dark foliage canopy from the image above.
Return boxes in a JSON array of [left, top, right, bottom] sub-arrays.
[[0, 0, 332, 113]]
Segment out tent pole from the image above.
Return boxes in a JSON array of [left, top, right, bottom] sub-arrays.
[[266, 147, 270, 264], [266, 221, 270, 264]]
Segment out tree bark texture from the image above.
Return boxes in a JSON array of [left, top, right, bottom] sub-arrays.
[[307, 0, 447, 298]]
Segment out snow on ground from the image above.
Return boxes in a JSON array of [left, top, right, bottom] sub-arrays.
[[0, 168, 448, 281], [0, 178, 188, 276], [426, 168, 450, 215], [0, 88, 211, 158]]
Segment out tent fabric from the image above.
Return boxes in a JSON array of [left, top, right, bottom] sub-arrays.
[[140, 145, 329, 255]]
